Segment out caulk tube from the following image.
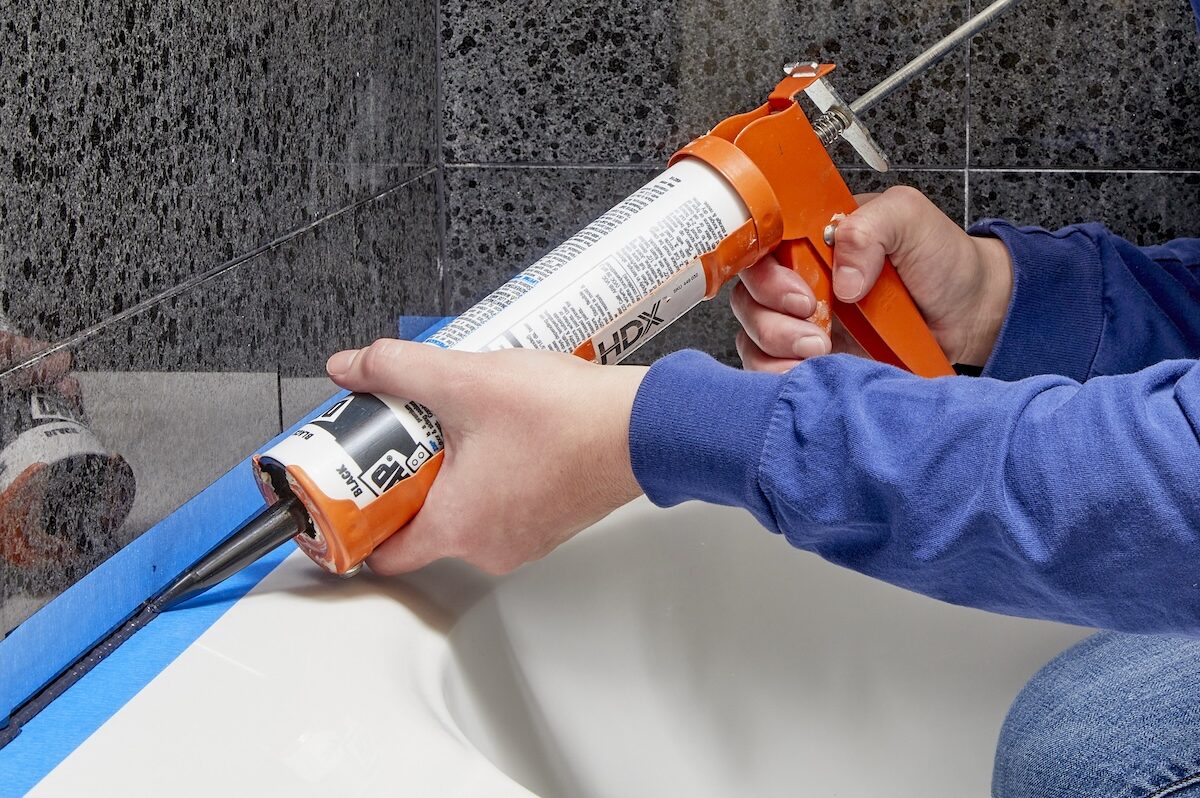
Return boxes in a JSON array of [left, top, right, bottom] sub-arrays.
[[254, 158, 750, 573]]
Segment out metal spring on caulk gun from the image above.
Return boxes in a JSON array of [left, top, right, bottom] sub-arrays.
[[811, 109, 849, 147]]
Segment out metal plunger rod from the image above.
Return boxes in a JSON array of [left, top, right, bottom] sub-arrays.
[[851, 0, 1023, 115]]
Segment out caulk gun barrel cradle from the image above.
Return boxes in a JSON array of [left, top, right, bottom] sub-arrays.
[[154, 0, 1023, 610]]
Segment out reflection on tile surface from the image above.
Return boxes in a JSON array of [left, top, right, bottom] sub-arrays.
[[441, 0, 968, 167], [76, 371, 279, 534], [969, 172, 1200, 245], [0, 163, 438, 633], [0, 0, 437, 644], [280, 377, 341, 428], [969, 0, 1200, 169], [0, 368, 279, 634]]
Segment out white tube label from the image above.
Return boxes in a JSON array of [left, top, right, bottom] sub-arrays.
[[588, 259, 707, 364], [425, 159, 749, 358]]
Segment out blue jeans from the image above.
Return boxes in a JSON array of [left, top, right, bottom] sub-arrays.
[[994, 632, 1200, 797]]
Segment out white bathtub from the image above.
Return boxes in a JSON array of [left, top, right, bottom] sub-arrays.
[[31, 499, 1087, 797]]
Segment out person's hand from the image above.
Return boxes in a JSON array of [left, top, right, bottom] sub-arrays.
[[731, 186, 1013, 372], [327, 340, 647, 575]]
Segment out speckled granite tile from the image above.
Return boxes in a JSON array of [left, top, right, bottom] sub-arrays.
[[441, 0, 969, 168], [969, 0, 1200, 169], [274, 169, 442, 377], [0, 0, 436, 342], [50, 169, 439, 374], [841, 168, 966, 223], [264, 0, 437, 170], [968, 171, 1200, 245]]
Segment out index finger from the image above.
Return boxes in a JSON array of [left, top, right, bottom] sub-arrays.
[[738, 254, 817, 319]]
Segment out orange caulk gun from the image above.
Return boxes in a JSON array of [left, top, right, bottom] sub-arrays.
[[153, 0, 1021, 609]]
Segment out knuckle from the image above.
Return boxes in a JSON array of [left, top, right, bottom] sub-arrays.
[[736, 331, 767, 372], [835, 217, 873, 250], [759, 319, 798, 359], [357, 339, 395, 380], [884, 184, 925, 210]]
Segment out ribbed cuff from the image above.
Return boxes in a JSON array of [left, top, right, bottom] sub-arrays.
[[969, 220, 1105, 383], [629, 350, 784, 514]]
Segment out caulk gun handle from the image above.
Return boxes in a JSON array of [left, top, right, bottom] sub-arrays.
[[774, 239, 955, 378]]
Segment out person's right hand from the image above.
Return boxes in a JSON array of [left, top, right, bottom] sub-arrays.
[[730, 186, 1013, 373]]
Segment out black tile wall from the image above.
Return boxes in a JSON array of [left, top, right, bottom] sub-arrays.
[[274, 169, 442, 377], [969, 171, 1200, 244], [0, 0, 436, 341], [441, 0, 969, 168], [0, 0, 438, 638], [970, 0, 1200, 170]]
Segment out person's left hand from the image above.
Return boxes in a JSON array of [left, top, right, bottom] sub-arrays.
[[326, 339, 647, 575]]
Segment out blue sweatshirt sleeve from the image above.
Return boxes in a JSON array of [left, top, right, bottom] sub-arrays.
[[969, 221, 1200, 381], [629, 228, 1200, 634]]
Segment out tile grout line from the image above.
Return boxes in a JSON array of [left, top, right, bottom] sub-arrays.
[[275, 370, 284, 435], [434, 0, 450, 318], [443, 161, 978, 173], [970, 167, 1200, 175], [0, 167, 440, 384], [445, 161, 1200, 176], [964, 0, 973, 228]]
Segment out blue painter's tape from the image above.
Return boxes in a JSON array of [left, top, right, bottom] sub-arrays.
[[0, 390, 350, 795], [0, 543, 294, 797], [397, 315, 452, 342]]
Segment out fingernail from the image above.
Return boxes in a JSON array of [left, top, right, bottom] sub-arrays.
[[793, 335, 830, 359], [835, 267, 864, 301], [782, 293, 814, 318], [326, 349, 359, 375]]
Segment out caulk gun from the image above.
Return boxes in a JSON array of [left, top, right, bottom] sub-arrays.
[[154, 0, 1022, 610]]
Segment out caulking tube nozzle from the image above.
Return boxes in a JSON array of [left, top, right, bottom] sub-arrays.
[[151, 496, 310, 611]]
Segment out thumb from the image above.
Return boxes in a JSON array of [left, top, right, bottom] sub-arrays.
[[832, 186, 929, 303], [326, 338, 472, 412]]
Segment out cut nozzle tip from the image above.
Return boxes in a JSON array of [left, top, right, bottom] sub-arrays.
[[151, 573, 199, 612]]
